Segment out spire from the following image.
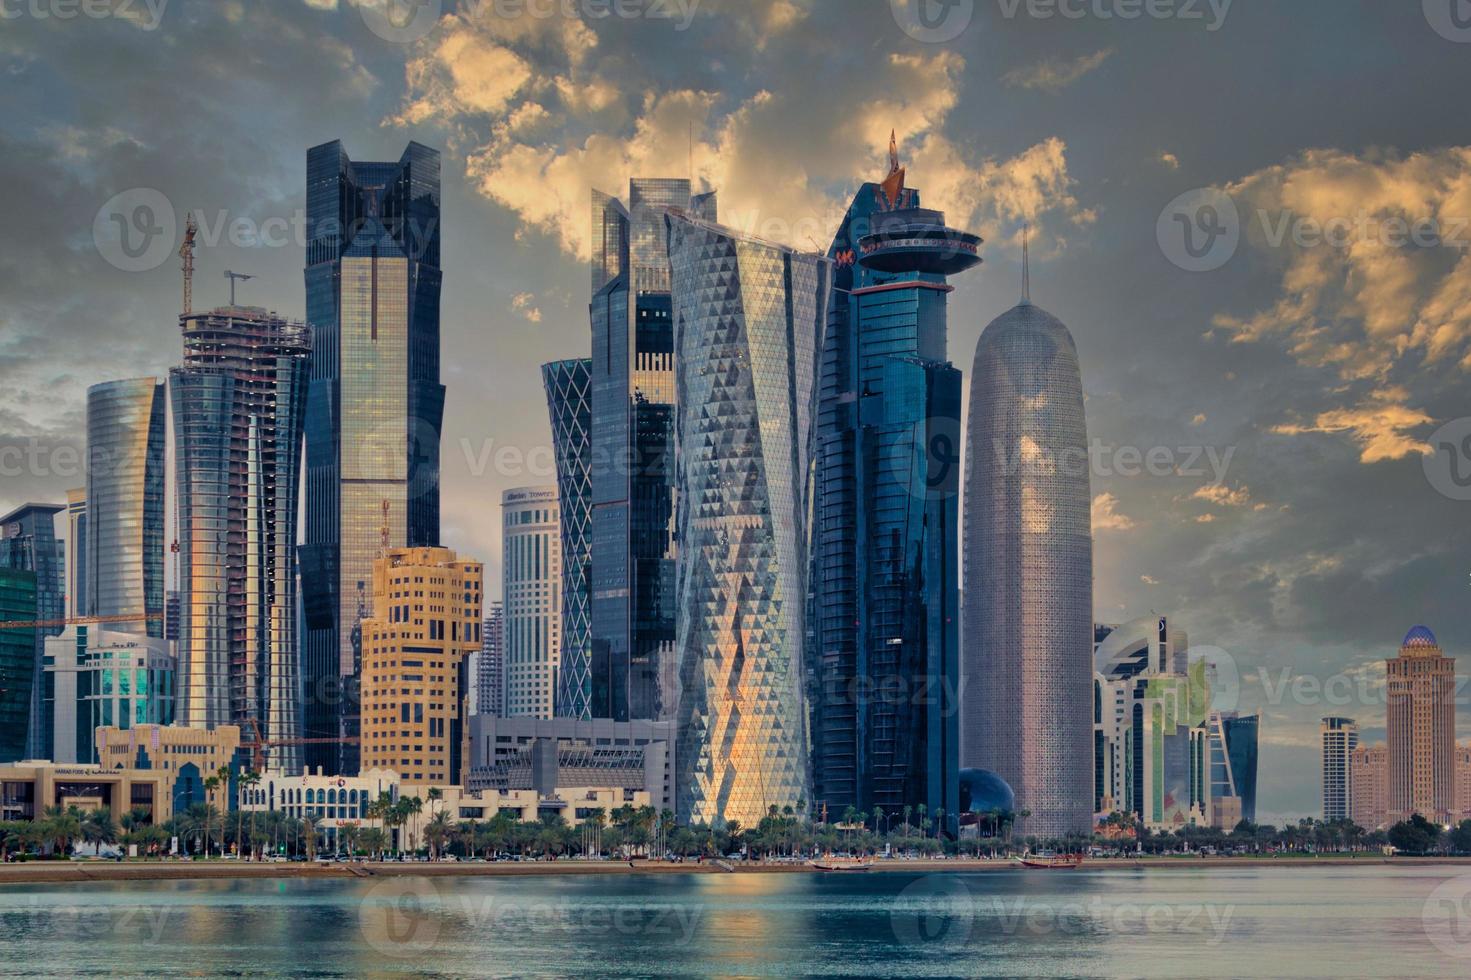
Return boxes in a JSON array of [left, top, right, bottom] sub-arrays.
[[888, 129, 899, 175], [878, 129, 906, 210], [1021, 221, 1032, 305]]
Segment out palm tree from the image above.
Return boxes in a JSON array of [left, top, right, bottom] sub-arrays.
[[201, 775, 221, 855], [41, 804, 82, 856], [236, 770, 261, 858], [339, 822, 362, 859], [901, 805, 913, 836], [81, 808, 119, 853], [425, 811, 453, 860]]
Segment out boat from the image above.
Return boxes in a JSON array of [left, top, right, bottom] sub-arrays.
[[1015, 852, 1084, 870], [809, 857, 874, 872]]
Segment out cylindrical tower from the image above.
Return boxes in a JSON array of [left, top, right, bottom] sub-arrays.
[[963, 299, 1093, 837]]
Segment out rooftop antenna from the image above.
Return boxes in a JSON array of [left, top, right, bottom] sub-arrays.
[[223, 270, 254, 306], [1021, 221, 1031, 305], [179, 215, 198, 315]]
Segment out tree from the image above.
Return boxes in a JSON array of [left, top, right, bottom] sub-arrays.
[[1388, 814, 1444, 855], [81, 808, 119, 852], [425, 811, 453, 860], [41, 805, 82, 856], [1450, 820, 1471, 855], [236, 770, 261, 858]]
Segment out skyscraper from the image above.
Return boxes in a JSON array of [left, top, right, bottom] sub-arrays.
[[963, 289, 1093, 837], [478, 600, 505, 718], [85, 378, 166, 636], [63, 488, 86, 620], [1387, 625, 1455, 822], [808, 136, 978, 833], [171, 305, 311, 769], [0, 569, 37, 761], [1321, 716, 1358, 822], [666, 209, 829, 828], [542, 358, 593, 719], [1350, 742, 1388, 830], [502, 487, 561, 719], [0, 503, 65, 758], [300, 140, 444, 772], [588, 180, 717, 723]]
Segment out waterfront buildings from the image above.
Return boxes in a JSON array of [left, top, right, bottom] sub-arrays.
[[85, 378, 166, 636], [1350, 742, 1388, 830], [0, 502, 65, 758], [807, 137, 977, 835], [0, 569, 37, 761], [665, 209, 829, 827], [63, 489, 86, 620], [170, 305, 311, 769], [1386, 625, 1455, 823], [358, 546, 482, 787], [94, 723, 241, 814], [240, 766, 399, 851], [0, 760, 173, 824], [478, 601, 505, 717], [501, 487, 561, 719], [963, 287, 1093, 837], [1213, 710, 1260, 824], [44, 627, 175, 764], [1321, 716, 1359, 822], [542, 358, 593, 719], [300, 140, 444, 774], [588, 179, 716, 723]]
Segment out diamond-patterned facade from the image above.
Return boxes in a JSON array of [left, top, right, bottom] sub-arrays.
[[543, 358, 594, 719]]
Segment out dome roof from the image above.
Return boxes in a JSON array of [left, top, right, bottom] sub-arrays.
[[958, 768, 1016, 814], [1402, 625, 1438, 648]]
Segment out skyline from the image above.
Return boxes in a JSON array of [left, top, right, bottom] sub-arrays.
[[3, 0, 1471, 821]]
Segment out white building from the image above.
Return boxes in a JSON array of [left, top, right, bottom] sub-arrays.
[[501, 487, 560, 718], [240, 767, 400, 851], [45, 627, 176, 764]]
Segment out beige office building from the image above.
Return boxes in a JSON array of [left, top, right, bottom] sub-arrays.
[[0, 761, 173, 824], [359, 547, 482, 787], [501, 487, 561, 718], [95, 724, 242, 811], [1386, 626, 1455, 823], [1349, 743, 1388, 831]]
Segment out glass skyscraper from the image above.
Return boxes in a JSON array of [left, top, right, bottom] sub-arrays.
[[808, 138, 978, 833], [502, 487, 561, 719], [542, 358, 593, 719], [0, 502, 65, 758], [588, 180, 716, 723], [171, 305, 311, 769], [964, 296, 1093, 837], [300, 140, 443, 772], [666, 209, 829, 828], [85, 378, 166, 637], [0, 569, 37, 761]]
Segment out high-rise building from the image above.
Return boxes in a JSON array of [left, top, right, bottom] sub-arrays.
[[300, 140, 444, 773], [964, 291, 1093, 837], [359, 546, 481, 787], [666, 209, 830, 827], [1457, 743, 1471, 822], [1350, 742, 1388, 830], [85, 378, 166, 636], [44, 626, 176, 764], [478, 601, 505, 718], [0, 569, 37, 761], [808, 136, 978, 835], [542, 358, 593, 719], [64, 488, 86, 620], [1321, 716, 1359, 822], [502, 487, 561, 719], [171, 305, 311, 770], [0, 503, 65, 758], [1386, 625, 1455, 823], [1219, 711, 1260, 824], [588, 180, 717, 723]]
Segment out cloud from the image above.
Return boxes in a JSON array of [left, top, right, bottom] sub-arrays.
[[1192, 483, 1254, 508], [511, 291, 542, 323], [1271, 394, 1434, 463], [1195, 513, 1217, 523], [1091, 492, 1136, 531], [1002, 49, 1114, 93], [1190, 412, 1206, 425], [1141, 575, 1159, 585], [1160, 152, 1180, 170]]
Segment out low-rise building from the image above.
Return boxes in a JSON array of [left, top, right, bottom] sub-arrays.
[[0, 760, 172, 824], [468, 716, 674, 812], [240, 767, 400, 852], [95, 724, 242, 814]]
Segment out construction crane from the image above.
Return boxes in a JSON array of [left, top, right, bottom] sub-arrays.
[[179, 215, 198, 315], [240, 718, 358, 773], [0, 611, 163, 630], [223, 269, 254, 306]]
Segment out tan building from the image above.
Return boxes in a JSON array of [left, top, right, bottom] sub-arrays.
[[1458, 743, 1471, 822], [1349, 743, 1388, 831], [360, 547, 482, 787], [399, 783, 652, 851], [1386, 626, 1455, 823], [0, 761, 173, 824], [95, 724, 242, 811]]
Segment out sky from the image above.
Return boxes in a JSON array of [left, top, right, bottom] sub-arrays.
[[2, 0, 1470, 822]]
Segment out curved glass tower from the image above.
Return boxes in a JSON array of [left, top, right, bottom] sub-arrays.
[[542, 358, 593, 719], [85, 378, 166, 636], [667, 210, 829, 827], [963, 299, 1093, 837]]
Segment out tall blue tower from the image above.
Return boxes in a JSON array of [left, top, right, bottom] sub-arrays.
[[808, 134, 980, 833]]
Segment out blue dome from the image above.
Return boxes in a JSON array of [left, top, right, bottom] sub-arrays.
[[958, 768, 1016, 814], [1403, 625, 1438, 648]]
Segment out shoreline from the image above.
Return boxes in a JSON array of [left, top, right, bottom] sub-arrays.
[[2, 854, 1469, 886]]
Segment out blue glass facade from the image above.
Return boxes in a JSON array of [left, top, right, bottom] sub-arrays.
[[542, 358, 593, 719], [808, 145, 977, 834], [0, 568, 37, 762], [1222, 711, 1259, 822], [301, 140, 443, 772], [0, 502, 65, 758]]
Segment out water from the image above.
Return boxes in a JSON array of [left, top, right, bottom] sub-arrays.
[[2, 865, 1470, 977]]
